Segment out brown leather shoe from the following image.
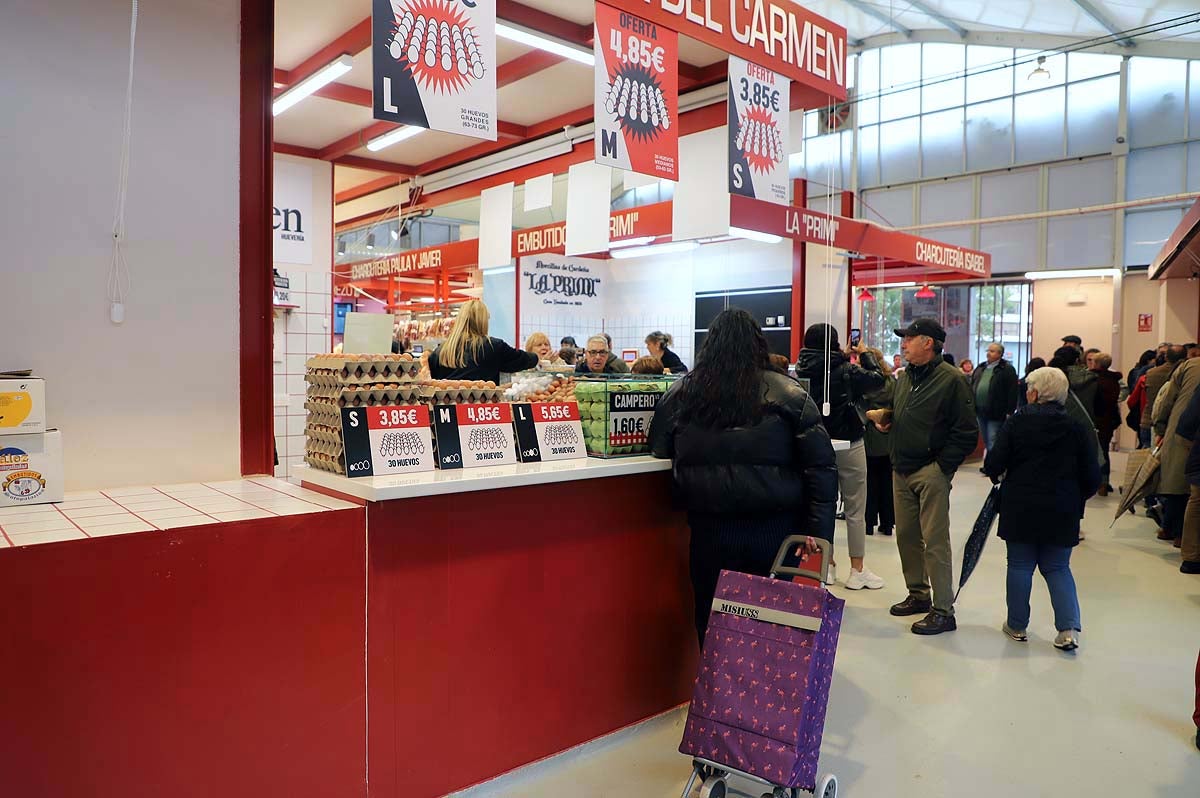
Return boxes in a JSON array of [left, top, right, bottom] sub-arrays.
[[1174, 537, 1182, 548], [1098, 484, 1110, 497], [1158, 529, 1175, 541]]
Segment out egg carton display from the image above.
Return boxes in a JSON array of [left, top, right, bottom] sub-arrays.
[[305, 353, 421, 383], [305, 451, 345, 475], [574, 376, 677, 458], [305, 436, 344, 459], [305, 423, 343, 448], [306, 383, 431, 408], [502, 372, 577, 403], [421, 379, 503, 405]]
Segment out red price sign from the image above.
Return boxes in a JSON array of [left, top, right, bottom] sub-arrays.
[[455, 403, 513, 426], [608, 27, 666, 73], [368, 406, 429, 430], [533, 402, 581, 423]]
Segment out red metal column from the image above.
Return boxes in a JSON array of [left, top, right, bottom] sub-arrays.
[[239, 0, 274, 476], [791, 179, 808, 361]]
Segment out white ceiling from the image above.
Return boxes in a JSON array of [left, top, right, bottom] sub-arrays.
[[274, 95, 374, 150], [274, 0, 367, 70], [334, 165, 390, 192]]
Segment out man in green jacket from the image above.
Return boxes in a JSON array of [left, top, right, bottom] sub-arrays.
[[875, 318, 979, 635]]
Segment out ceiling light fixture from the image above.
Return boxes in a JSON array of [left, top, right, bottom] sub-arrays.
[[366, 233, 376, 250], [272, 54, 354, 116], [390, 229, 399, 241], [336, 240, 347, 257], [856, 287, 875, 302], [608, 236, 657, 249], [1027, 55, 1052, 83], [366, 125, 425, 152], [610, 241, 699, 260], [496, 21, 594, 65], [729, 226, 784, 244], [914, 284, 937, 299], [1024, 268, 1120, 280]]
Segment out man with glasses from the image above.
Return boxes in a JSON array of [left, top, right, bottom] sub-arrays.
[[576, 334, 629, 374], [873, 318, 978, 636]]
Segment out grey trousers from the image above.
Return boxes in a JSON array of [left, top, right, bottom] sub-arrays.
[[835, 439, 868, 559], [893, 461, 955, 616]]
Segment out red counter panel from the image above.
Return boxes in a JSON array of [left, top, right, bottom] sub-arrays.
[[366, 472, 697, 797], [0, 510, 366, 798]]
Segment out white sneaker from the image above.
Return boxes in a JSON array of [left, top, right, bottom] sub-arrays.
[[824, 562, 838, 586], [844, 567, 885, 590]]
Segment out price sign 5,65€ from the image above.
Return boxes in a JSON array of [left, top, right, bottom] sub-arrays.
[[512, 402, 587, 463], [340, 405, 434, 477]]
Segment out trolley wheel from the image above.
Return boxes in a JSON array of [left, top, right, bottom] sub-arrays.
[[698, 775, 727, 798], [815, 774, 838, 798]]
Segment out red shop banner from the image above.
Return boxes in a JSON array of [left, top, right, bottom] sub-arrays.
[[594, 3, 679, 180], [602, 0, 848, 100]]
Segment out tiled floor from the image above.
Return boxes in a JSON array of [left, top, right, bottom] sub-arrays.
[[0, 477, 360, 549]]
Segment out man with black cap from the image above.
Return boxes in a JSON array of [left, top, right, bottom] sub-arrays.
[[1062, 335, 1083, 351], [874, 318, 978, 635]]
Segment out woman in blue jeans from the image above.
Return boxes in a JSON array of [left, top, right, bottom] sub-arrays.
[[984, 367, 1101, 651]]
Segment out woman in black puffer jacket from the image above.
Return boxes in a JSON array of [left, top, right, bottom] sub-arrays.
[[650, 309, 838, 643]]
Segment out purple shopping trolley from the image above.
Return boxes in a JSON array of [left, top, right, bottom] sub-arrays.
[[680, 537, 844, 798]]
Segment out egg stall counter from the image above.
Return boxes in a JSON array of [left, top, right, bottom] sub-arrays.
[[295, 368, 696, 797]]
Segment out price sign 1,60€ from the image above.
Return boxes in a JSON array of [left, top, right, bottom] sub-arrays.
[[431, 403, 518, 469], [340, 405, 435, 477], [512, 402, 587, 463]]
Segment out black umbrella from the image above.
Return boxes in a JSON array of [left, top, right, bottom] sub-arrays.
[[955, 484, 1001, 601]]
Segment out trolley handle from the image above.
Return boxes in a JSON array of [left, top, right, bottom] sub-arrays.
[[769, 535, 830, 583]]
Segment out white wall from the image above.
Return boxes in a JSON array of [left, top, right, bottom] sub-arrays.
[[1158, 278, 1200, 346], [803, 244, 849, 337], [1031, 277, 1117, 362], [272, 155, 333, 479], [1, 0, 241, 489]]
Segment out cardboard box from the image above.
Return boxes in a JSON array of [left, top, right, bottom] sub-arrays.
[[0, 375, 46, 436], [0, 429, 63, 507]]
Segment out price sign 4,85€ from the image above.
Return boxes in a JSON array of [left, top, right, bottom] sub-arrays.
[[432, 403, 518, 469], [341, 405, 435, 477]]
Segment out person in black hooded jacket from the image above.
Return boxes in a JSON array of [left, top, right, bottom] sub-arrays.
[[794, 323, 886, 590], [649, 309, 837, 643]]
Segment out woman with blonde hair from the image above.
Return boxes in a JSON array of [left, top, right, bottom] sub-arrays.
[[428, 299, 537, 383], [524, 331, 566, 367]]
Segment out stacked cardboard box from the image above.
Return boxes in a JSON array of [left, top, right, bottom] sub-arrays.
[[0, 372, 63, 507]]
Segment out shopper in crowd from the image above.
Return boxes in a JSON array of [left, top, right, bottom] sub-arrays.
[[630, 356, 665, 375], [1090, 353, 1122, 495], [768, 353, 792, 376], [875, 318, 978, 635], [644, 331, 688, 374], [959, 359, 974, 377], [524, 331, 566, 368], [1049, 346, 1099, 425], [1126, 349, 1158, 447], [558, 347, 577, 366], [984, 366, 1098, 652], [942, 353, 956, 367], [1172, 384, 1200, 574], [1017, 358, 1045, 409], [427, 299, 537, 384], [862, 347, 896, 538], [1152, 351, 1200, 548], [1188, 343, 1200, 360], [1062, 335, 1083, 352], [1140, 345, 1185, 458], [972, 342, 1019, 455], [649, 308, 838, 644], [576, 335, 627, 375], [599, 333, 631, 373], [795, 323, 887, 590], [560, 335, 578, 352], [892, 354, 904, 376], [1128, 349, 1157, 389], [1084, 348, 1101, 369]]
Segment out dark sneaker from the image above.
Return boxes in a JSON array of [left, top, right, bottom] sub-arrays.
[[866, 527, 874, 536], [912, 613, 957, 635], [890, 596, 932, 616], [1181, 561, 1200, 574], [1002, 622, 1028, 642], [880, 527, 893, 536]]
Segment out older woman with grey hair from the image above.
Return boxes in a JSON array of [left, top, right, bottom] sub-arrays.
[[983, 367, 1100, 652]]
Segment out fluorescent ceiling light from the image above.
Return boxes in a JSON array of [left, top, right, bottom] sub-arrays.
[[367, 125, 425, 152], [1024, 268, 1120, 280], [610, 241, 699, 260], [272, 55, 353, 117], [481, 266, 515, 276], [497, 21, 594, 65], [416, 296, 437, 303], [608, 236, 657, 249], [729, 226, 783, 244]]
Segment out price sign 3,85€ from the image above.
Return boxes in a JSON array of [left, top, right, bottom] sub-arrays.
[[341, 405, 436, 477], [432, 403, 519, 469]]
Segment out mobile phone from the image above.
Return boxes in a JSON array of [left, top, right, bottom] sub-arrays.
[[849, 328, 861, 347]]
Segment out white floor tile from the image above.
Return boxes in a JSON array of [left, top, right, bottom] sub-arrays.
[[63, 505, 138, 520], [257, 504, 326, 516], [103, 486, 159, 498], [9, 528, 88, 546], [210, 509, 275, 522], [136, 507, 212, 522], [75, 514, 141, 531], [1, 517, 78, 535], [63, 490, 106, 501], [83, 519, 155, 536], [155, 515, 214, 530], [115, 498, 189, 512], [0, 504, 57, 518], [0, 508, 62, 524], [57, 498, 118, 511]]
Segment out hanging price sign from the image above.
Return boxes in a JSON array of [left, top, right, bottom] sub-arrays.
[[728, 55, 790, 205]]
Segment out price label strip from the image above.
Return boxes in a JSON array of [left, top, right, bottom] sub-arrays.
[[608, 389, 661, 451], [341, 405, 435, 477], [593, 3, 678, 180], [512, 402, 587, 463], [431, 403, 518, 469], [727, 54, 790, 205]]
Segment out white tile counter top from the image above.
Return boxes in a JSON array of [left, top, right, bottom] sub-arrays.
[[298, 440, 850, 503]]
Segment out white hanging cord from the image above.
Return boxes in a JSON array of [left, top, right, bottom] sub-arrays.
[[107, 0, 138, 324], [820, 94, 837, 418]]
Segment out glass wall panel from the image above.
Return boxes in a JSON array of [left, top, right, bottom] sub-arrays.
[[965, 97, 1012, 172], [1190, 61, 1200, 140], [1125, 208, 1186, 267], [1048, 159, 1115, 209], [1014, 86, 1065, 163], [880, 43, 922, 121], [1015, 49, 1065, 93], [980, 169, 1039, 216], [1128, 56, 1188, 148], [1068, 51, 1121, 82], [858, 124, 880, 187], [878, 117, 920, 185], [858, 48, 880, 126], [1127, 145, 1186, 200], [980, 221, 1038, 274], [1047, 215, 1114, 268], [861, 186, 914, 227], [921, 107, 965, 178], [1067, 75, 1119, 157], [920, 178, 973, 224], [966, 46, 1014, 104], [921, 43, 965, 113], [1190, 141, 1200, 193]]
